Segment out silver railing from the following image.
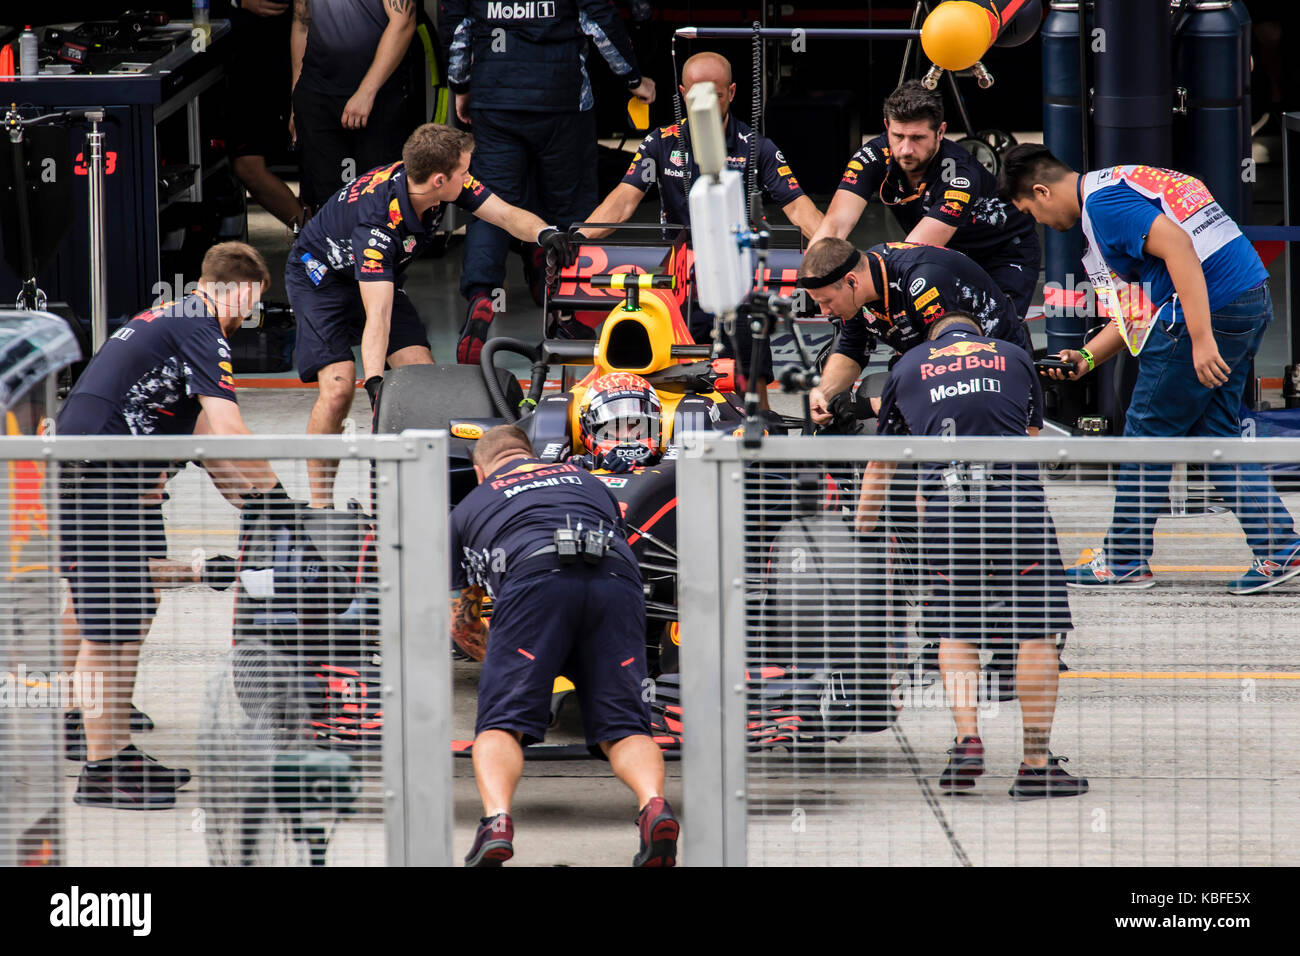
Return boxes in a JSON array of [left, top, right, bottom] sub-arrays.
[[0, 433, 450, 866], [679, 435, 1300, 866]]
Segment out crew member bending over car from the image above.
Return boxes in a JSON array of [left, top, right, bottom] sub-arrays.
[[286, 123, 578, 508], [796, 237, 1030, 425], [57, 242, 287, 810], [810, 80, 1040, 318], [857, 312, 1087, 800], [449, 425, 679, 867]]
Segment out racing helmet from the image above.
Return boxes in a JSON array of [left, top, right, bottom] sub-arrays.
[[579, 372, 662, 467]]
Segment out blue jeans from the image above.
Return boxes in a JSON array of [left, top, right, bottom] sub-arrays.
[[1105, 284, 1296, 561]]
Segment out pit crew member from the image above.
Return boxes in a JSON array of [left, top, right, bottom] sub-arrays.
[[584, 51, 824, 401], [443, 0, 656, 365], [856, 311, 1086, 799], [810, 80, 1040, 318], [286, 123, 577, 507], [56, 242, 286, 809], [449, 425, 679, 867], [797, 237, 1030, 424]]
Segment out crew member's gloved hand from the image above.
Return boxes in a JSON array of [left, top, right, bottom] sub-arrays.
[[242, 481, 291, 519], [570, 450, 636, 474], [364, 375, 384, 431], [538, 226, 579, 271]]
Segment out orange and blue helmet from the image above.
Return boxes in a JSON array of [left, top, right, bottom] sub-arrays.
[[579, 372, 662, 466]]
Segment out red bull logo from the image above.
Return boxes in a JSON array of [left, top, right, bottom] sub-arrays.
[[921, 340, 1006, 380], [928, 340, 997, 360], [359, 162, 399, 196]]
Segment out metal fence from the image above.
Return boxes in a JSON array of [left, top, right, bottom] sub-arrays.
[[679, 435, 1300, 866], [0, 433, 450, 866]]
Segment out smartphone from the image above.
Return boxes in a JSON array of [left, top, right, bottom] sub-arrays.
[[1035, 357, 1076, 375]]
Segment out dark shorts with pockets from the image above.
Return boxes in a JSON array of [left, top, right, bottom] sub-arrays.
[[59, 462, 167, 643], [286, 264, 430, 382], [474, 557, 652, 751], [920, 472, 1073, 650]]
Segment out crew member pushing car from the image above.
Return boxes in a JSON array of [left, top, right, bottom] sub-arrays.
[[449, 424, 679, 866]]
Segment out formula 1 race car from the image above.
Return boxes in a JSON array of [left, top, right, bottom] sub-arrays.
[[376, 230, 904, 755]]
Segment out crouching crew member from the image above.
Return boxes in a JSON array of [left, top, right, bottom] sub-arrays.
[[797, 237, 1031, 425], [287, 123, 578, 508], [856, 312, 1088, 800], [57, 242, 286, 810], [448, 425, 680, 866]]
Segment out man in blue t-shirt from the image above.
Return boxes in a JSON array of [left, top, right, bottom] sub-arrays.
[[58, 241, 287, 810], [448, 425, 678, 867], [999, 144, 1300, 594]]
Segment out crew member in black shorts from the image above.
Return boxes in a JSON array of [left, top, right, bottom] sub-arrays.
[[811, 81, 1041, 318], [286, 123, 578, 507], [449, 425, 679, 866], [57, 242, 286, 810], [797, 237, 1030, 425], [855, 311, 1087, 800]]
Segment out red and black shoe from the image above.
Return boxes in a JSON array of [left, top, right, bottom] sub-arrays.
[[938, 735, 985, 791], [1009, 756, 1089, 800], [457, 291, 495, 365], [464, 812, 514, 867], [633, 796, 679, 867]]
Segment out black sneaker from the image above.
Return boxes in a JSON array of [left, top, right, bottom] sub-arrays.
[[464, 812, 514, 867], [201, 554, 238, 591], [633, 796, 679, 867], [116, 744, 191, 789], [73, 748, 188, 810], [65, 708, 155, 761], [938, 735, 985, 791], [1009, 756, 1089, 800]]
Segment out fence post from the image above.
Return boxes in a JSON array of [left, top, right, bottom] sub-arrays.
[[380, 431, 451, 865], [679, 438, 748, 866]]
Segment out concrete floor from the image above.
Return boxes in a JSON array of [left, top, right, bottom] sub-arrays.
[[45, 141, 1300, 868]]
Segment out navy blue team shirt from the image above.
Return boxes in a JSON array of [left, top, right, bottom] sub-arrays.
[[449, 457, 638, 598], [57, 291, 235, 436], [835, 242, 1027, 365], [290, 161, 493, 290], [620, 115, 805, 228], [837, 134, 1038, 270], [878, 324, 1043, 447]]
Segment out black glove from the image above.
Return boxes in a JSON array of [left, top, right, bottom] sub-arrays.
[[538, 226, 578, 270], [570, 452, 635, 474], [364, 375, 383, 410], [242, 481, 291, 520]]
